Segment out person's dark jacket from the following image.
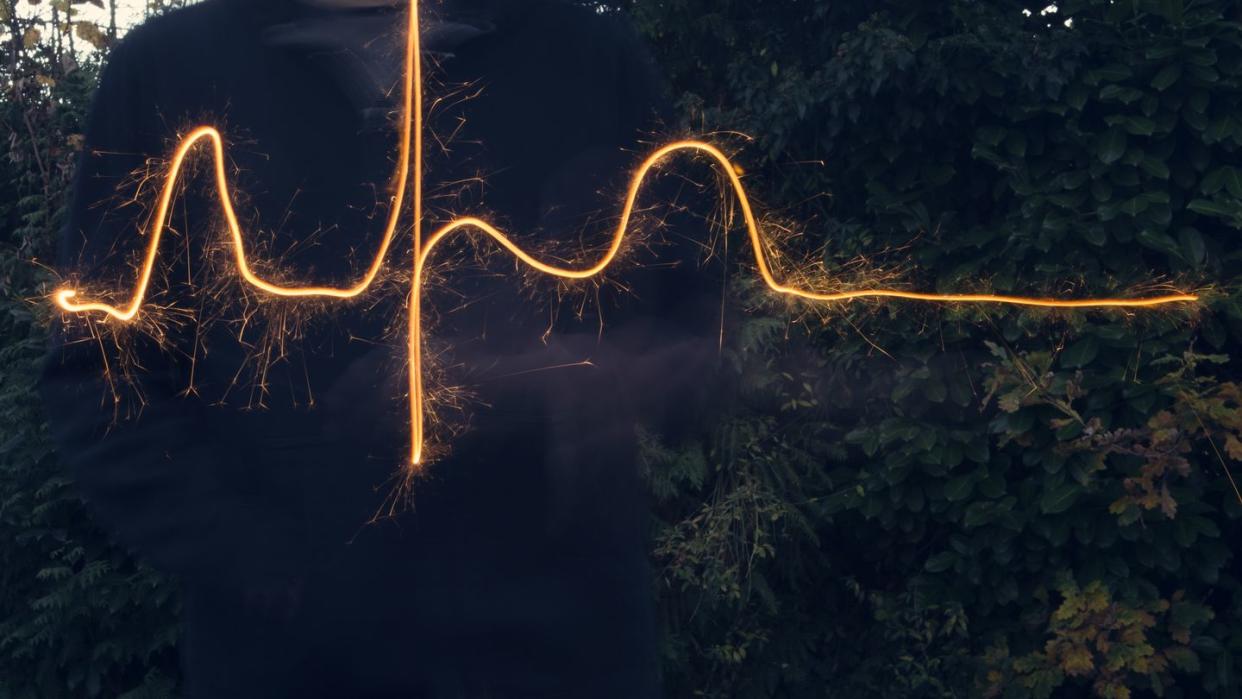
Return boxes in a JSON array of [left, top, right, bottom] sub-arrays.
[[40, 0, 722, 696]]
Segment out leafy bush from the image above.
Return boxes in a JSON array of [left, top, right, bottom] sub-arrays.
[[1, 4, 181, 697], [4, 0, 1242, 697], [627, 0, 1242, 696]]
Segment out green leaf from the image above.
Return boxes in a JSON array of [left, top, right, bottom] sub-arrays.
[[1096, 65, 1133, 83], [1040, 483, 1085, 515], [1147, 45, 1181, 61], [1152, 63, 1182, 91], [976, 125, 1006, 147], [963, 502, 993, 528], [1082, 226, 1108, 246], [1137, 228, 1183, 258], [1171, 601, 1215, 629], [1187, 198, 1238, 219], [978, 474, 1006, 499], [924, 551, 957, 573], [1122, 116, 1157, 136], [1120, 194, 1153, 216], [1098, 127, 1127, 164], [1056, 422, 1084, 441], [1201, 167, 1227, 194], [1207, 116, 1233, 143], [1178, 227, 1207, 265], [1065, 83, 1089, 110], [1192, 636, 1223, 655], [1091, 179, 1113, 202], [943, 475, 975, 502], [1166, 647, 1201, 673], [1225, 168, 1242, 198], [1061, 337, 1099, 368], [1140, 156, 1170, 179], [1190, 515, 1221, 538], [1099, 85, 1144, 104]]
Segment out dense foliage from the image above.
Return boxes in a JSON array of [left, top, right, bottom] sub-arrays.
[[2, 3, 184, 697], [2, 0, 1242, 697], [624, 0, 1242, 696]]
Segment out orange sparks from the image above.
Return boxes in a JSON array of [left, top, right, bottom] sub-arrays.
[[53, 0, 1200, 469]]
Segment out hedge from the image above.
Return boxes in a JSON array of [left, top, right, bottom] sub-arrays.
[[3, 0, 1242, 697]]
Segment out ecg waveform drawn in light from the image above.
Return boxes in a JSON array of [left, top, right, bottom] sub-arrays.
[[53, 0, 1200, 469]]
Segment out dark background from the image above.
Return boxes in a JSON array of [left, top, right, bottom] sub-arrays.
[[3, 0, 1242, 696]]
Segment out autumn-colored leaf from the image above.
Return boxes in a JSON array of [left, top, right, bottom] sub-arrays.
[[1225, 434, 1242, 461], [75, 22, 109, 51], [22, 27, 41, 51]]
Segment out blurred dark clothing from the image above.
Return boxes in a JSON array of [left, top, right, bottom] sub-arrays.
[[40, 0, 722, 697]]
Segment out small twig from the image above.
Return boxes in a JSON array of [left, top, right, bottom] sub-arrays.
[[21, 107, 51, 196], [1186, 402, 1242, 507]]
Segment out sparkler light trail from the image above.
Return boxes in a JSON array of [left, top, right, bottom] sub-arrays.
[[53, 0, 1200, 470]]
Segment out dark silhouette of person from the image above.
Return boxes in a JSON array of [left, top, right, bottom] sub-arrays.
[[41, 0, 722, 696]]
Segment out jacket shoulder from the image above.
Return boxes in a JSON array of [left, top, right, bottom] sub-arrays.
[[521, 2, 641, 42]]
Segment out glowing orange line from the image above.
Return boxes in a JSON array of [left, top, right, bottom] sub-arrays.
[[54, 0, 1200, 468]]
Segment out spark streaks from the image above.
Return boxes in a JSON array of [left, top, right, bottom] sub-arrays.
[[53, 0, 1200, 469]]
